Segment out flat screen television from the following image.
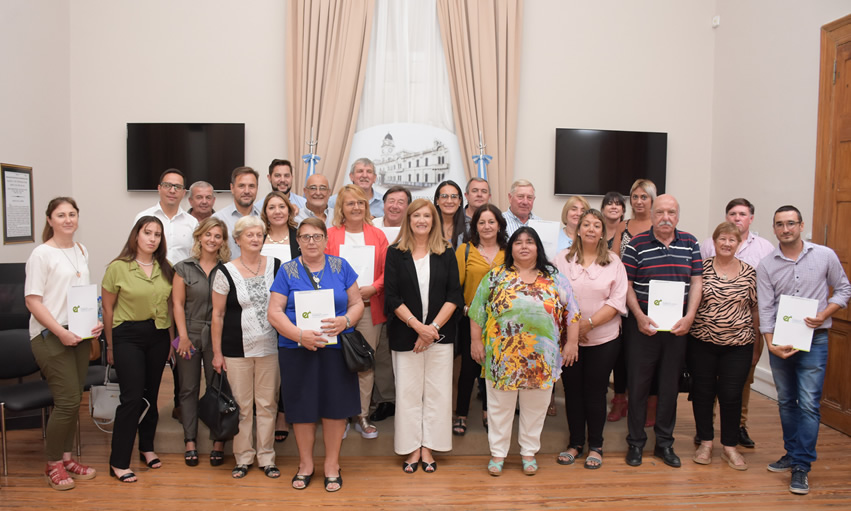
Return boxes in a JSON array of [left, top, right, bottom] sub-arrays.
[[127, 123, 245, 191], [554, 128, 667, 196]]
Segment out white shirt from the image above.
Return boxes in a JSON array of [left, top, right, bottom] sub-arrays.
[[212, 203, 262, 260], [413, 254, 431, 323], [135, 202, 199, 264], [25, 243, 91, 339]]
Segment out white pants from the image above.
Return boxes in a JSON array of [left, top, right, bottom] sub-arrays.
[[225, 355, 280, 466], [392, 343, 453, 454], [486, 380, 551, 457], [355, 308, 382, 417]]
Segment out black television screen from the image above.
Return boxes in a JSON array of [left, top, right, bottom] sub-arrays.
[[554, 128, 667, 196], [127, 123, 245, 191]]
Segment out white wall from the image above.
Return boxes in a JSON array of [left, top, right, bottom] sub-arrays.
[[68, 0, 287, 281], [0, 0, 71, 263]]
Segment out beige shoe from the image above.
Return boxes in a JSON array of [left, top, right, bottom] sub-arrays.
[[692, 442, 712, 465], [721, 449, 748, 471]]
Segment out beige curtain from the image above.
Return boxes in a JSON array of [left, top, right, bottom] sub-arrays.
[[286, 0, 375, 192], [437, 0, 522, 210]]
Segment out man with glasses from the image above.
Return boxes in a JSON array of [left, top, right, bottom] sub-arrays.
[[295, 173, 332, 225], [266, 159, 307, 214], [463, 177, 491, 234], [698, 198, 774, 449], [213, 166, 261, 259], [757, 205, 851, 495], [328, 158, 384, 219], [135, 168, 198, 264], [502, 179, 540, 236], [187, 181, 216, 222]]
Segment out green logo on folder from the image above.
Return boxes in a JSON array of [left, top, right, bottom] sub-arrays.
[[302, 312, 311, 319], [72, 305, 80, 313], [782, 315, 792, 322], [653, 299, 662, 306]]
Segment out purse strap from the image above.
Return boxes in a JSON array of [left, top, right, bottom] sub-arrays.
[[301, 257, 321, 291]]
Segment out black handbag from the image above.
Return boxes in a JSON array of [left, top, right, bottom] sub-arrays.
[[198, 371, 239, 440], [340, 330, 375, 373]]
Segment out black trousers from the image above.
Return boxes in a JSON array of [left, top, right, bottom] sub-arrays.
[[611, 332, 627, 394], [563, 338, 621, 450], [110, 320, 170, 469], [687, 335, 752, 446], [625, 315, 685, 449], [455, 318, 487, 415]]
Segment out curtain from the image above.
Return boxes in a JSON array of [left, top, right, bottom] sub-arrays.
[[436, 0, 523, 210], [286, 0, 376, 191]]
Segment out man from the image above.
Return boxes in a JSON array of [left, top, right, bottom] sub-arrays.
[[294, 173, 332, 225], [134, 168, 198, 264], [699, 198, 774, 448], [372, 185, 411, 228], [328, 158, 384, 219], [212, 166, 261, 259], [266, 158, 307, 213], [502, 179, 540, 236], [622, 194, 703, 469], [187, 181, 216, 222], [463, 177, 491, 233], [757, 205, 850, 495]]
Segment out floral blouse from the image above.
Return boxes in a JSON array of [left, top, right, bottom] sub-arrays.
[[469, 265, 581, 391]]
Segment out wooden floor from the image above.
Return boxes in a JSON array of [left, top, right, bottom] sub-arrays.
[[3, 392, 851, 509]]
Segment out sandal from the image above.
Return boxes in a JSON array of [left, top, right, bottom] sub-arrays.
[[261, 465, 281, 478], [184, 439, 199, 467], [721, 449, 748, 471], [693, 443, 712, 465], [522, 457, 538, 475], [46, 462, 75, 490], [139, 451, 162, 469], [291, 470, 314, 490], [557, 445, 583, 465], [584, 448, 603, 470], [402, 461, 419, 474], [275, 430, 289, 443], [452, 417, 467, 436], [63, 459, 96, 480], [231, 464, 251, 479], [487, 458, 504, 476], [421, 460, 437, 473], [109, 466, 137, 483], [210, 450, 224, 466], [324, 470, 343, 492]]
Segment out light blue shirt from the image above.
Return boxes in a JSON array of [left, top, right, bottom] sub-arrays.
[[557, 228, 574, 253], [212, 203, 262, 260], [502, 208, 541, 237]]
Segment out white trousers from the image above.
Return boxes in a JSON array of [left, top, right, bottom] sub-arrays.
[[225, 354, 280, 466], [486, 380, 551, 457], [392, 343, 453, 454]]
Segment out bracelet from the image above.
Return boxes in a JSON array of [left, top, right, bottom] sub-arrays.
[[405, 315, 415, 326], [587, 317, 594, 330], [345, 315, 351, 328]]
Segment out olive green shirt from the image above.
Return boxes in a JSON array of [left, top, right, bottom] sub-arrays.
[[102, 259, 172, 329]]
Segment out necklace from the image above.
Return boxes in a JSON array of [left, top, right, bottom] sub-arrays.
[[478, 244, 497, 263], [57, 242, 82, 278], [302, 258, 326, 288], [240, 257, 262, 277], [135, 258, 154, 267], [716, 259, 738, 281], [267, 234, 289, 244]]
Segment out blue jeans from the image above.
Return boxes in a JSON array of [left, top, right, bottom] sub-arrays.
[[769, 330, 828, 473]]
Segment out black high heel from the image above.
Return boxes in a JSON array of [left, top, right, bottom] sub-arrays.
[[184, 439, 199, 467]]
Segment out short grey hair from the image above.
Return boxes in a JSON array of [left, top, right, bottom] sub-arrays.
[[350, 157, 375, 174], [465, 177, 489, 193], [189, 181, 214, 195], [232, 215, 266, 241], [509, 179, 535, 195]]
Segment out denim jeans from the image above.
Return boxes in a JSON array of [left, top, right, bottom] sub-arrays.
[[769, 329, 828, 473]]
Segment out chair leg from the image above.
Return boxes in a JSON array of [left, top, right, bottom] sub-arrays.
[[2, 403, 8, 476], [76, 413, 82, 457]]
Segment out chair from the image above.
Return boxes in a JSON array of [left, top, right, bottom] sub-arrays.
[[0, 329, 55, 476]]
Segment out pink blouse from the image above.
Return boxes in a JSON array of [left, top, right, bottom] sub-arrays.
[[555, 249, 628, 346]]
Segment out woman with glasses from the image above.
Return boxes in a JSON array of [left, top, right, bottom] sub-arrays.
[[268, 217, 364, 492], [324, 185, 389, 439], [434, 180, 466, 249], [557, 196, 591, 253], [600, 191, 627, 250], [385, 199, 464, 474]]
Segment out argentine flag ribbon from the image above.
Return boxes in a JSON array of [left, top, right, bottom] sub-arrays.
[[303, 153, 320, 182], [472, 153, 492, 181]]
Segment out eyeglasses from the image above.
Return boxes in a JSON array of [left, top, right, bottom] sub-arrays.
[[297, 234, 326, 243], [774, 221, 801, 229], [306, 185, 329, 192], [160, 182, 185, 191], [439, 194, 461, 200]]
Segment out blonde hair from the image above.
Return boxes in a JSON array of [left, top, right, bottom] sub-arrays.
[[560, 196, 591, 226], [395, 199, 449, 255], [332, 184, 374, 228], [190, 217, 231, 262], [232, 215, 265, 242], [565, 210, 612, 267], [630, 179, 657, 202]]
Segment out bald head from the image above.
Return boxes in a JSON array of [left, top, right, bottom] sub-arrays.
[[304, 174, 330, 212]]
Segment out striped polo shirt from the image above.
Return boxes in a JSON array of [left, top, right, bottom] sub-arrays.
[[622, 227, 703, 314]]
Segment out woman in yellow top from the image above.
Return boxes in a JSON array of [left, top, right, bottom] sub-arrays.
[[102, 216, 174, 483], [453, 204, 507, 435]]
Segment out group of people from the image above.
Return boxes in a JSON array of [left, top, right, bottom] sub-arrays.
[[22, 157, 850, 497]]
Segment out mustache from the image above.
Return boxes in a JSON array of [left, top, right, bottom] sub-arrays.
[[658, 221, 674, 227]]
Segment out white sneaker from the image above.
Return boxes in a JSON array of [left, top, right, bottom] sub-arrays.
[[342, 421, 350, 440]]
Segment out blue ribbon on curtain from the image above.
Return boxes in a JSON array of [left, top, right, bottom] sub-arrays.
[[302, 153, 321, 183], [472, 153, 492, 181]]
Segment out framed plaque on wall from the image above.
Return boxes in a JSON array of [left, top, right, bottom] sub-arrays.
[[2, 163, 34, 244]]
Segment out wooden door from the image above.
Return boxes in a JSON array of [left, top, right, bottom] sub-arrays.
[[813, 15, 851, 436]]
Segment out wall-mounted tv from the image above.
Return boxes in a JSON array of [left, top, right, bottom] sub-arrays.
[[554, 128, 667, 196], [127, 123, 245, 191]]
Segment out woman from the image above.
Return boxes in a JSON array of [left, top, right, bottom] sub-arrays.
[[384, 199, 463, 474], [689, 222, 758, 471], [470, 227, 580, 476], [325, 185, 388, 439], [556, 196, 591, 253], [211, 216, 280, 480], [609, 178, 657, 424], [554, 210, 627, 469], [172, 217, 229, 467], [434, 180, 466, 249], [268, 217, 363, 492], [24, 197, 102, 490], [453, 204, 507, 436], [600, 191, 626, 250], [102, 216, 174, 483], [260, 191, 300, 442]]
